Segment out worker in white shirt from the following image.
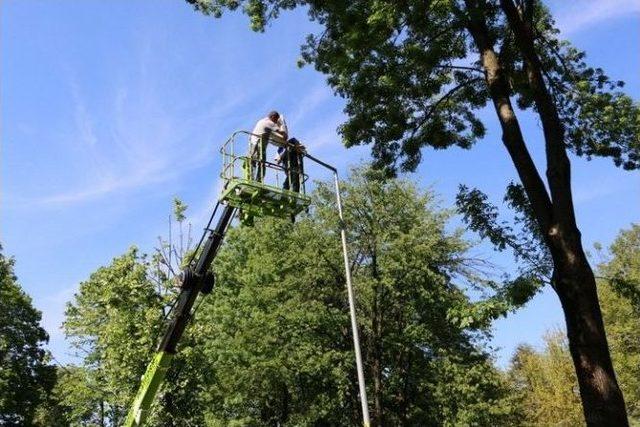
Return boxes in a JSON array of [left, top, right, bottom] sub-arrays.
[[249, 111, 288, 182]]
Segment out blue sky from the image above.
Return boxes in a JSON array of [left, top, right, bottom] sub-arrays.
[[1, 0, 638, 367]]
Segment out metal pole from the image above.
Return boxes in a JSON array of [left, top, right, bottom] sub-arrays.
[[301, 152, 370, 426], [333, 171, 371, 427]]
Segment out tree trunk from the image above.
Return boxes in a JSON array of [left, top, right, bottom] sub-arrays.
[[461, 0, 554, 234], [460, 0, 629, 424], [400, 352, 411, 424], [498, 1, 629, 424], [555, 251, 629, 425], [371, 252, 383, 426], [279, 384, 290, 425]]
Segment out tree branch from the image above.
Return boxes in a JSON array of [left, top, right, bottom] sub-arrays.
[[410, 76, 482, 138], [462, 0, 554, 237], [501, 0, 577, 230], [433, 64, 485, 74]]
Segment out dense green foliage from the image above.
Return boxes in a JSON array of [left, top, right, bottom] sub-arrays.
[[598, 225, 640, 423], [45, 169, 520, 425], [186, 0, 639, 172], [195, 168, 519, 425], [61, 247, 165, 425], [508, 331, 584, 426], [6, 185, 639, 426], [0, 246, 56, 426]]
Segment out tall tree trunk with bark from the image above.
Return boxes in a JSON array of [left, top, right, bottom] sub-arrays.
[[370, 252, 384, 426], [498, 1, 628, 424], [463, 0, 628, 425]]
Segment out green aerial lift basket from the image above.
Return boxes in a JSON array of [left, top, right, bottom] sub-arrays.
[[219, 131, 311, 221]]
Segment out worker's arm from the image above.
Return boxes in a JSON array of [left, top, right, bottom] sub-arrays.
[[271, 130, 287, 143], [277, 115, 289, 141], [263, 123, 286, 146], [274, 146, 285, 164]]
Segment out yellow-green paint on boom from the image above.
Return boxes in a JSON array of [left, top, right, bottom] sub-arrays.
[[123, 351, 173, 427]]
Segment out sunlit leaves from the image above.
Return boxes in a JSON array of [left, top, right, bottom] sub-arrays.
[[0, 246, 56, 425], [189, 0, 638, 173], [62, 248, 166, 424], [195, 167, 520, 425], [507, 331, 584, 426], [597, 225, 640, 421]]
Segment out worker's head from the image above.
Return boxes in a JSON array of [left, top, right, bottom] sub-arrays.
[[268, 110, 280, 123]]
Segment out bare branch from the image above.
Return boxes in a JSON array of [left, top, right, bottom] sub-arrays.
[[433, 64, 484, 74]]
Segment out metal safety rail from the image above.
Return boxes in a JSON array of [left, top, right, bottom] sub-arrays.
[[219, 130, 311, 220]]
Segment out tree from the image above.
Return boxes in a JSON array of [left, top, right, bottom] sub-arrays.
[[57, 171, 520, 424], [186, 1, 639, 423], [60, 201, 209, 426], [63, 247, 166, 425], [508, 331, 583, 426], [0, 245, 56, 425], [195, 167, 520, 426], [41, 365, 105, 426]]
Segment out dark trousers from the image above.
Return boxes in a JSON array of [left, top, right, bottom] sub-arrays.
[[249, 132, 269, 182], [282, 139, 303, 193]]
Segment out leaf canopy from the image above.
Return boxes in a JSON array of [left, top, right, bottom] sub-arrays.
[[187, 0, 639, 173]]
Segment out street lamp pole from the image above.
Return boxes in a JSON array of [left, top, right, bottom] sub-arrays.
[[304, 153, 371, 427]]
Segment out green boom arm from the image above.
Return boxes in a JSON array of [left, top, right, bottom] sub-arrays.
[[124, 204, 235, 426], [123, 352, 173, 426]]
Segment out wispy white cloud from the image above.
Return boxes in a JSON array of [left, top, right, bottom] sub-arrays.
[[573, 175, 637, 204], [39, 284, 76, 341], [553, 0, 640, 35], [286, 84, 334, 130], [8, 26, 295, 211], [14, 80, 246, 209], [70, 81, 121, 187], [73, 93, 98, 148]]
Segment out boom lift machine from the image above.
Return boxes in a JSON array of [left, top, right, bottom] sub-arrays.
[[124, 131, 370, 426]]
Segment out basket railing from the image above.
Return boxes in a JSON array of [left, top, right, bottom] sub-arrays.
[[219, 130, 309, 196]]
